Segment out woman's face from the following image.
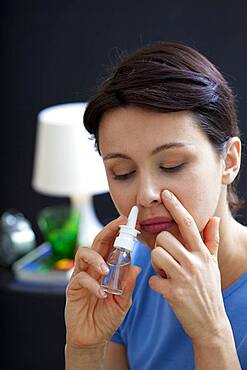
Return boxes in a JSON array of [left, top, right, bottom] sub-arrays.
[[99, 106, 224, 249]]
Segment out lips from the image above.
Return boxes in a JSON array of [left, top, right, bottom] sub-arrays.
[[140, 217, 176, 234]]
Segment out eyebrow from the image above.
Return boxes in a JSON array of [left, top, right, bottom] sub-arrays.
[[103, 142, 190, 161]]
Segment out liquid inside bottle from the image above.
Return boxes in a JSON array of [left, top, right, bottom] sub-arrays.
[[101, 247, 131, 295]]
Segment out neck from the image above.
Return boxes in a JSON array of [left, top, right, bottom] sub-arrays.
[[217, 204, 247, 290]]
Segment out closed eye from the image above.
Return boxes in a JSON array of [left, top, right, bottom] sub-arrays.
[[160, 163, 186, 173], [112, 163, 185, 180], [112, 170, 136, 180]]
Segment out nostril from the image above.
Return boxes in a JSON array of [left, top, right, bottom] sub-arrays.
[[136, 185, 162, 208]]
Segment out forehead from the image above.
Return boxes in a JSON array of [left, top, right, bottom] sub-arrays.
[[98, 106, 209, 152]]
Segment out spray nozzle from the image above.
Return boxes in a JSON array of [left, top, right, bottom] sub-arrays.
[[126, 205, 139, 229], [113, 205, 140, 252]]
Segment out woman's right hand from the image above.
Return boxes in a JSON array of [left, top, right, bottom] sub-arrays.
[[65, 216, 141, 349]]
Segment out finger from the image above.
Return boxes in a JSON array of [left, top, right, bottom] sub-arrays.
[[156, 231, 192, 266], [151, 246, 181, 278], [203, 217, 220, 257], [67, 271, 108, 299], [161, 190, 203, 252], [115, 265, 142, 311], [92, 215, 127, 258], [73, 247, 110, 277], [149, 274, 171, 299]]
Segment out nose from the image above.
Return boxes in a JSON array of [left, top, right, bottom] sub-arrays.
[[136, 175, 161, 208]]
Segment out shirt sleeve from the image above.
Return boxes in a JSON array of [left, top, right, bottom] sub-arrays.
[[237, 332, 247, 369]]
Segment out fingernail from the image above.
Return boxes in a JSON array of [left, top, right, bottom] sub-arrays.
[[163, 190, 172, 200], [99, 288, 107, 298], [100, 263, 109, 274], [215, 217, 221, 225]]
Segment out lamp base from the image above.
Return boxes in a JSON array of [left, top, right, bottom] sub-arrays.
[[77, 195, 103, 246]]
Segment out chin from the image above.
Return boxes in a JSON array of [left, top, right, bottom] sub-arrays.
[[138, 233, 156, 250], [137, 226, 184, 250]]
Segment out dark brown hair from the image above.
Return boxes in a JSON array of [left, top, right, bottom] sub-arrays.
[[84, 41, 244, 215]]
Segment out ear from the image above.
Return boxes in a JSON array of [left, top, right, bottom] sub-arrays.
[[221, 137, 241, 185]]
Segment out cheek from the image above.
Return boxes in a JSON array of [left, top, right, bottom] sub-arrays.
[[174, 171, 221, 232], [107, 181, 135, 217]]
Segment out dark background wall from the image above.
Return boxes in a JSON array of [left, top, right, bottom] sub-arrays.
[[1, 2, 247, 369], [1, 1, 247, 236]]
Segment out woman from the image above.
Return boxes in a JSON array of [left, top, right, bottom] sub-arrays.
[[65, 42, 247, 369]]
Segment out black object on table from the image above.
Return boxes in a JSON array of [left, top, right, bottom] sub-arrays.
[[0, 266, 66, 370]]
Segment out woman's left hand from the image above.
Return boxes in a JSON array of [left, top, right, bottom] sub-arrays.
[[149, 189, 230, 345]]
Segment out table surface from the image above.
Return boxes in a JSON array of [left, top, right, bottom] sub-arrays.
[[0, 265, 67, 295]]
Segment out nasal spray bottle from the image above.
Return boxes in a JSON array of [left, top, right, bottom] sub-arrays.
[[101, 206, 139, 295]]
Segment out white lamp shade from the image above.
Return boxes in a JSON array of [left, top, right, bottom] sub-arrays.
[[32, 102, 108, 196]]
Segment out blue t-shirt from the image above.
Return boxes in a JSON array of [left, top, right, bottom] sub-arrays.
[[111, 241, 247, 370]]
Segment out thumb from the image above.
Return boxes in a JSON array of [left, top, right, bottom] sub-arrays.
[[203, 217, 220, 257]]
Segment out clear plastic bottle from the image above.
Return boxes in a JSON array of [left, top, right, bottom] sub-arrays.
[[101, 206, 139, 295]]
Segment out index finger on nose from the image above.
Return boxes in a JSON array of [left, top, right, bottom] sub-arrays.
[[161, 190, 203, 252]]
